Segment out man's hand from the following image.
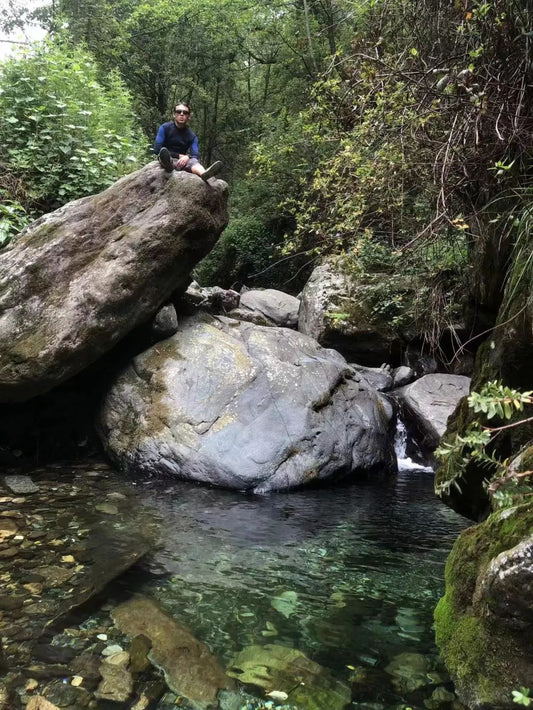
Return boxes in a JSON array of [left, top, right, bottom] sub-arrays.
[[176, 154, 189, 169]]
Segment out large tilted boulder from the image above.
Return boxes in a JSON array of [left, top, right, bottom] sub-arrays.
[[394, 374, 471, 450], [0, 163, 228, 402], [98, 313, 396, 493]]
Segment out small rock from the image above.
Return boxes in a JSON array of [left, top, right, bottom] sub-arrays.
[[0, 595, 25, 610], [25, 697, 59, 710], [129, 634, 152, 674], [0, 519, 18, 540], [102, 644, 124, 656], [424, 686, 457, 709], [96, 657, 133, 702], [0, 547, 18, 559], [105, 651, 130, 667], [3, 476, 39, 495], [95, 503, 119, 515], [23, 583, 43, 595]]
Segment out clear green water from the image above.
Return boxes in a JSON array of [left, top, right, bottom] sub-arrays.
[[123, 470, 467, 707]]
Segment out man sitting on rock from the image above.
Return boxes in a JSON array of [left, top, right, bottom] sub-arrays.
[[154, 102, 223, 181]]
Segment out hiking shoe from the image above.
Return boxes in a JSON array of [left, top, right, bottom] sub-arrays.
[[201, 160, 223, 181], [158, 147, 174, 173]]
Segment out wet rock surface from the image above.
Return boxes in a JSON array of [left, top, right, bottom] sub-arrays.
[[112, 596, 233, 707]]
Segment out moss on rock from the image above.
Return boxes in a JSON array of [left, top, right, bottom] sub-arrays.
[[434, 500, 533, 708]]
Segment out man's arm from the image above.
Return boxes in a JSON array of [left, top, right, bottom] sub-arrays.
[[189, 135, 199, 159], [154, 125, 166, 154]]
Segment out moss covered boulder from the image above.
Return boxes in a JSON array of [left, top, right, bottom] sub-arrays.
[[298, 260, 420, 366], [434, 500, 533, 708]]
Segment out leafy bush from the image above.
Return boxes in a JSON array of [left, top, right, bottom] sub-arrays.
[[435, 381, 533, 507], [0, 195, 29, 247], [194, 216, 276, 289], [0, 39, 146, 228]]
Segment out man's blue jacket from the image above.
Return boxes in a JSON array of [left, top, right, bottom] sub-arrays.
[[154, 121, 199, 158]]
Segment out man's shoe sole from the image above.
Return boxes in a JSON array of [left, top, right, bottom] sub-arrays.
[[201, 161, 223, 181], [158, 147, 174, 173]]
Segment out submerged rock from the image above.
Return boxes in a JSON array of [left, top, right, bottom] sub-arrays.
[[3, 475, 39, 495], [112, 596, 232, 708], [98, 312, 396, 493], [0, 163, 228, 402], [227, 643, 351, 710], [384, 651, 432, 693]]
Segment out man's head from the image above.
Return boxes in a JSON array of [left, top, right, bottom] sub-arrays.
[[173, 103, 190, 127]]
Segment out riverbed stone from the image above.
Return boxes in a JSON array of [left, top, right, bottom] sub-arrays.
[[384, 651, 432, 693], [96, 651, 133, 703], [3, 476, 39, 495], [112, 596, 232, 708], [227, 643, 350, 710], [0, 162, 228, 402], [0, 466, 160, 676], [394, 374, 470, 450], [98, 312, 396, 493]]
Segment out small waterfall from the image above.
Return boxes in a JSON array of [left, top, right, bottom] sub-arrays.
[[394, 417, 433, 473]]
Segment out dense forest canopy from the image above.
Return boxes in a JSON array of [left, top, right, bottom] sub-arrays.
[[1, 0, 532, 324]]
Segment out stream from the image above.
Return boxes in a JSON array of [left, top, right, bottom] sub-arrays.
[[0, 422, 469, 710]]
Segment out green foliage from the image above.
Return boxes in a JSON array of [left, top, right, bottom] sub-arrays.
[[194, 216, 276, 289], [469, 382, 533, 421], [435, 381, 533, 507], [513, 689, 532, 707], [0, 39, 145, 227], [0, 196, 29, 247]]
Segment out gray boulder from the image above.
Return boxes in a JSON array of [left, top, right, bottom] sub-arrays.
[[151, 303, 179, 340], [394, 374, 470, 449], [392, 365, 415, 388], [184, 281, 240, 313], [230, 288, 300, 328], [0, 163, 228, 402], [352, 364, 394, 392], [98, 313, 396, 493], [298, 262, 411, 366]]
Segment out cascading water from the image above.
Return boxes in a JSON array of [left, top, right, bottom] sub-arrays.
[[394, 416, 434, 473]]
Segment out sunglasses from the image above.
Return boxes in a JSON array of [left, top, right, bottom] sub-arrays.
[[174, 109, 190, 115]]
